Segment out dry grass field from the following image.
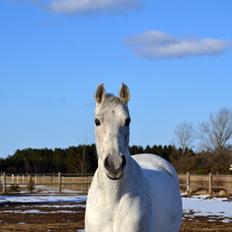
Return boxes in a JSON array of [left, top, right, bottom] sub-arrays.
[[181, 218, 232, 232], [1, 174, 232, 232], [0, 201, 232, 232], [0, 202, 85, 232]]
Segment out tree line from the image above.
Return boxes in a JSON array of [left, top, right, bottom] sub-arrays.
[[1, 107, 232, 175], [0, 145, 97, 174], [1, 144, 232, 174]]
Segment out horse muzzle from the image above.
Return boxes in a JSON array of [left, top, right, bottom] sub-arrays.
[[104, 154, 126, 180]]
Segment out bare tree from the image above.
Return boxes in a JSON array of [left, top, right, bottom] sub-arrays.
[[175, 121, 194, 155], [81, 145, 86, 176], [76, 134, 91, 176], [199, 108, 232, 151], [198, 122, 212, 151]]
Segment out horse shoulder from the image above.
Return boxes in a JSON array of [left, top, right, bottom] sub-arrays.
[[132, 153, 183, 232], [132, 153, 180, 187]]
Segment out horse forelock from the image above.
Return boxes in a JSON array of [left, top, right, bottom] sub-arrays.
[[98, 94, 123, 113]]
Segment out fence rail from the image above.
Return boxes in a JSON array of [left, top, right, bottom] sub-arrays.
[[179, 172, 232, 196], [0, 172, 93, 195], [1, 172, 232, 196]]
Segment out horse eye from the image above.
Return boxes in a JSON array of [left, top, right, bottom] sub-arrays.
[[95, 118, 101, 126], [125, 118, 131, 127]]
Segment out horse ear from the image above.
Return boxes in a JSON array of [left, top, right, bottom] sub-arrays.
[[119, 83, 130, 104], [95, 83, 105, 104]]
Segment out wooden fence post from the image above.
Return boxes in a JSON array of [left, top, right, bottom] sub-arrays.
[[87, 176, 90, 191], [58, 172, 62, 194], [2, 172, 6, 194], [186, 172, 190, 194], [72, 177, 75, 191], [209, 173, 212, 196]]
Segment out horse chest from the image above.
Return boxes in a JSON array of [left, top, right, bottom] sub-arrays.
[[86, 191, 152, 232]]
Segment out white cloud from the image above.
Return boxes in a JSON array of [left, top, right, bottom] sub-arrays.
[[47, 0, 140, 14], [126, 30, 232, 59]]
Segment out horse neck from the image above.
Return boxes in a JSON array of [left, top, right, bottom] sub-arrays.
[[96, 154, 143, 205]]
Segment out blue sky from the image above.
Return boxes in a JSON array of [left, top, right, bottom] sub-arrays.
[[1, 0, 232, 157]]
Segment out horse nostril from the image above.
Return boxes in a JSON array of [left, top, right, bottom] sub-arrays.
[[121, 155, 126, 168], [104, 156, 111, 171]]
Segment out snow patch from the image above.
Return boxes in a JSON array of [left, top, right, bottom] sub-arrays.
[[0, 209, 82, 214], [183, 195, 232, 220], [0, 195, 87, 204]]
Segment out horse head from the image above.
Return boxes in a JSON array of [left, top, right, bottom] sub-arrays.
[[94, 83, 131, 180]]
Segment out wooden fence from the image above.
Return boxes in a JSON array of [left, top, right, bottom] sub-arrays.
[[179, 172, 232, 196], [0, 172, 93, 195], [1, 172, 232, 196]]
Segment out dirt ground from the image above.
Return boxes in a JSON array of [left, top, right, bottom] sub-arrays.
[[0, 202, 232, 232], [181, 217, 232, 232], [0, 202, 85, 232]]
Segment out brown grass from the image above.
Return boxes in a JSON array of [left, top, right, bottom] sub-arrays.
[[0, 201, 232, 232], [1, 218, 232, 232], [1, 211, 232, 232], [181, 217, 232, 231]]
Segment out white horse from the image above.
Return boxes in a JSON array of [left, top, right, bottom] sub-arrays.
[[85, 83, 182, 232]]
